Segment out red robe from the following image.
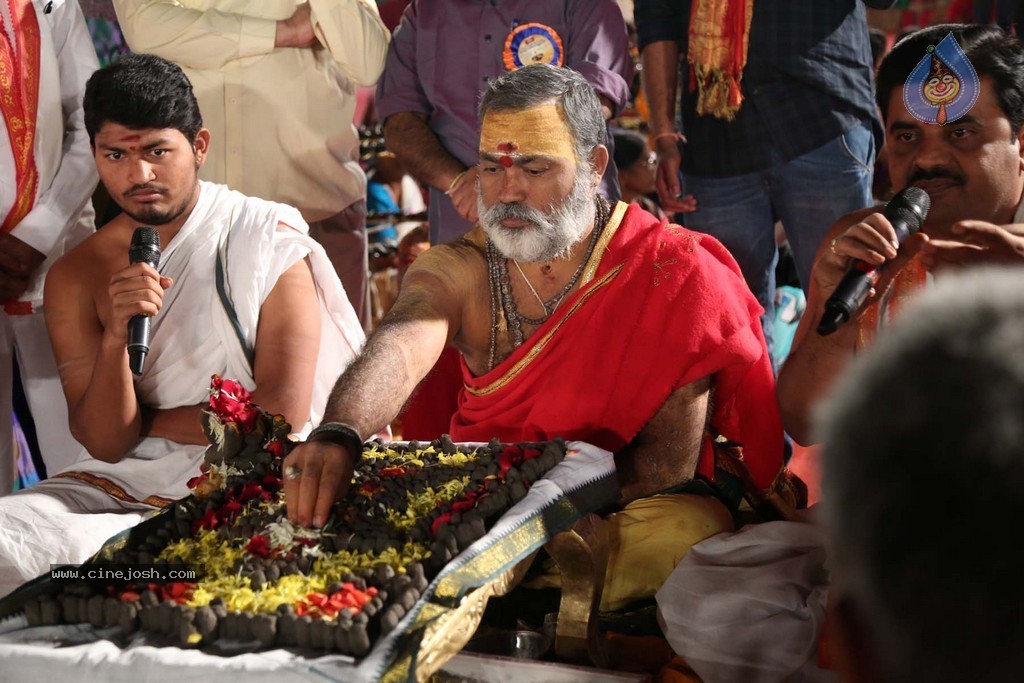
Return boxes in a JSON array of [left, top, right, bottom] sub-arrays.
[[450, 202, 784, 491]]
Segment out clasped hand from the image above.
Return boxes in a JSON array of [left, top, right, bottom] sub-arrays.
[[106, 262, 173, 343], [0, 233, 46, 303]]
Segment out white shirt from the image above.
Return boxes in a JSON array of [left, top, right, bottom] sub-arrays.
[[0, 0, 98, 306], [113, 0, 390, 222]]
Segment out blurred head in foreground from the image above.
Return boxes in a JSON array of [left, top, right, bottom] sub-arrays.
[[820, 267, 1024, 682]]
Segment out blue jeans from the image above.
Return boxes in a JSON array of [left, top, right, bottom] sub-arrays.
[[681, 121, 875, 362], [974, 0, 1015, 27]]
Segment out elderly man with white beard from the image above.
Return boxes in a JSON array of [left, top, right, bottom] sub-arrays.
[[283, 66, 793, 578]]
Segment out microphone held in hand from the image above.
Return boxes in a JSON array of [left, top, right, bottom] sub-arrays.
[[127, 227, 161, 375], [817, 187, 931, 336]]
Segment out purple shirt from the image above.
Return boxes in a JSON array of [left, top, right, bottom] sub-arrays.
[[377, 0, 633, 244]]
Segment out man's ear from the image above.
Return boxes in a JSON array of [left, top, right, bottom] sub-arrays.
[[1017, 126, 1024, 174], [193, 129, 211, 166], [589, 145, 609, 186]]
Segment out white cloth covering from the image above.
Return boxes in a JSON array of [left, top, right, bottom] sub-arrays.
[[0, 0, 99, 494], [656, 509, 835, 683], [0, 182, 364, 597]]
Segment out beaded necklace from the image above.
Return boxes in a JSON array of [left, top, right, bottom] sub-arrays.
[[485, 196, 610, 371]]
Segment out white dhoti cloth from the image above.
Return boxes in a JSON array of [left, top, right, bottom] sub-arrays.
[[656, 510, 834, 683], [0, 182, 363, 597]]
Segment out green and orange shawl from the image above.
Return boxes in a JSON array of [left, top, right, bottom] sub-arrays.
[[688, 0, 753, 121]]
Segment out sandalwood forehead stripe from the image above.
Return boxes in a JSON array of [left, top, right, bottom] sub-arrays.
[[479, 105, 577, 162]]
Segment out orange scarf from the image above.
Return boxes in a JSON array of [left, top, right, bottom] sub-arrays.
[[0, 0, 41, 234], [856, 255, 929, 351], [687, 0, 753, 121]]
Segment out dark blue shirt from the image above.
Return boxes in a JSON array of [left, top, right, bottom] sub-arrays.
[[636, 0, 896, 178]]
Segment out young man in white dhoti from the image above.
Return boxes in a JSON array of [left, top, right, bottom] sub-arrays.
[[0, 53, 365, 597]]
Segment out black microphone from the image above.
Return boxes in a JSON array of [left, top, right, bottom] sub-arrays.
[[127, 227, 161, 375], [817, 187, 931, 336]]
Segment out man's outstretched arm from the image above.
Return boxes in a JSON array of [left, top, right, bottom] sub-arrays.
[[283, 249, 465, 527]]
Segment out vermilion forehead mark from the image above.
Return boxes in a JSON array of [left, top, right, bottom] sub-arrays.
[[120, 134, 141, 151], [500, 156, 514, 168], [497, 141, 518, 153]]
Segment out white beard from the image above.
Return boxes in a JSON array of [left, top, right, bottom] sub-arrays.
[[478, 168, 596, 263]]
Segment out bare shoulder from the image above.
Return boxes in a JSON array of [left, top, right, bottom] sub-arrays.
[[46, 220, 132, 304], [402, 230, 487, 297]]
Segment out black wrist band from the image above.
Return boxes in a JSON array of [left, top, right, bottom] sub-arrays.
[[306, 422, 364, 455]]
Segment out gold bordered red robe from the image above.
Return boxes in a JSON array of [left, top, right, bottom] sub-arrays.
[[451, 202, 784, 492]]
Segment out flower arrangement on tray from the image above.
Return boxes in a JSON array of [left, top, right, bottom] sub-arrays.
[[20, 376, 568, 656]]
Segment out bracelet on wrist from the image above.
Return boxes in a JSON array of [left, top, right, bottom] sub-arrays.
[[652, 131, 686, 144], [306, 422, 364, 455], [445, 169, 468, 196]]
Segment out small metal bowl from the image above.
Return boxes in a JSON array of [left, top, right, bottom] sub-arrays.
[[463, 630, 550, 660]]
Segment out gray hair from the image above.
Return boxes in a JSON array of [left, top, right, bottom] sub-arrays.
[[819, 267, 1024, 682], [478, 64, 606, 166]]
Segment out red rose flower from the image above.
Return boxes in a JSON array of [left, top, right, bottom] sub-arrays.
[[497, 445, 522, 476], [210, 375, 252, 402], [194, 508, 220, 532], [358, 481, 383, 496], [151, 582, 195, 604], [307, 592, 329, 609], [208, 376, 258, 431], [431, 512, 452, 537], [246, 534, 271, 558], [265, 440, 285, 458], [239, 480, 264, 502], [219, 500, 244, 524]]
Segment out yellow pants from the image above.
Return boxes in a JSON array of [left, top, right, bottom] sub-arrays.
[[530, 493, 735, 612]]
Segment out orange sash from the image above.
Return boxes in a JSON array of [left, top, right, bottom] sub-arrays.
[[856, 254, 929, 351], [0, 0, 41, 234], [688, 0, 753, 121]]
